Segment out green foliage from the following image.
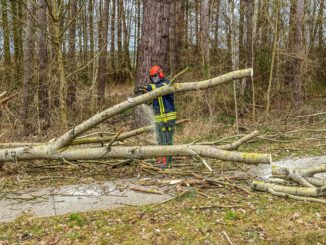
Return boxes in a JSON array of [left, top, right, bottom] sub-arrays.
[[68, 213, 85, 227], [224, 210, 239, 220]]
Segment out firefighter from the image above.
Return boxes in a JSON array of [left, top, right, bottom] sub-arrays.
[[145, 65, 176, 168]]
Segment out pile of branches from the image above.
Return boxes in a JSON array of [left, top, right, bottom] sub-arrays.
[[0, 68, 271, 169], [252, 165, 326, 204]]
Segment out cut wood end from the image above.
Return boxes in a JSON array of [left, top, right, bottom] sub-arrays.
[[250, 68, 254, 77], [269, 155, 272, 164]]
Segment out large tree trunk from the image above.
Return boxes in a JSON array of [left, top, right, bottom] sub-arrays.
[[0, 144, 271, 164], [1, 0, 12, 84], [290, 0, 304, 107], [37, 0, 50, 131], [97, 0, 110, 104], [111, 0, 116, 81], [21, 0, 36, 135], [48, 0, 69, 128], [200, 0, 210, 73], [169, 0, 184, 75], [134, 0, 171, 126], [10, 0, 23, 85], [121, 0, 132, 82], [214, 0, 220, 54], [67, 0, 78, 110]]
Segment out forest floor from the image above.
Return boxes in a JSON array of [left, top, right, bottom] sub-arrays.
[[0, 108, 326, 244]]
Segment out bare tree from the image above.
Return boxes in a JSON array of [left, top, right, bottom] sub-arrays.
[[289, 0, 304, 107], [10, 1, 23, 84], [97, 0, 110, 103], [1, 0, 11, 83], [22, 0, 36, 134], [67, 0, 78, 110], [37, 0, 50, 131], [200, 0, 210, 74], [110, 0, 116, 80]]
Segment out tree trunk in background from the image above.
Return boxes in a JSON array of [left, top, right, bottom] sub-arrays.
[[49, 0, 69, 128], [121, 0, 132, 82], [111, 0, 116, 81], [238, 0, 246, 96], [134, 0, 171, 127], [169, 1, 177, 75], [200, 0, 210, 75], [1, 0, 11, 84], [88, 0, 95, 77], [67, 0, 78, 110], [238, 0, 245, 70], [214, 0, 220, 52], [291, 0, 304, 107], [169, 0, 186, 73], [317, 0, 324, 49], [240, 0, 255, 95], [37, 0, 50, 131], [22, 0, 36, 134], [82, 4, 88, 62], [117, 0, 123, 81], [195, 0, 200, 55], [10, 0, 23, 86], [97, 0, 109, 104], [226, 0, 233, 69], [265, 0, 280, 115]]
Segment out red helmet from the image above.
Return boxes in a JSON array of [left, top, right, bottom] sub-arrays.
[[149, 66, 164, 78]]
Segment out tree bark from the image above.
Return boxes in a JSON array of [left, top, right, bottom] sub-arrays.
[[1, 0, 11, 83], [67, 0, 78, 110], [200, 0, 210, 73], [291, 0, 304, 107], [37, 0, 50, 131], [0, 144, 271, 164], [10, 1, 23, 84], [21, 0, 36, 134], [48, 0, 69, 128], [134, 0, 171, 126], [97, 0, 110, 104]]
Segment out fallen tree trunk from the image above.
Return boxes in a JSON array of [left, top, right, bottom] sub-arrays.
[[0, 144, 271, 164], [0, 119, 189, 148], [0, 68, 258, 163], [49, 68, 253, 151], [252, 163, 326, 204]]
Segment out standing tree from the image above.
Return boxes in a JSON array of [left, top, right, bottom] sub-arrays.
[[289, 0, 304, 107], [10, 0, 23, 85], [97, 0, 110, 104], [22, 0, 36, 134], [1, 0, 11, 84], [200, 0, 210, 74], [67, 0, 78, 110], [37, 0, 50, 131], [134, 0, 171, 126]]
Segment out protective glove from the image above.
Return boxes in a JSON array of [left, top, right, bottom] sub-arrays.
[[134, 85, 148, 95]]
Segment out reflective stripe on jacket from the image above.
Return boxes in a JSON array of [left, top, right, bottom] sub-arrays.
[[147, 78, 176, 123]]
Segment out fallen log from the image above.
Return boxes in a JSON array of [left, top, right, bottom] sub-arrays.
[[252, 162, 326, 204], [0, 69, 256, 163], [0, 144, 271, 164], [49, 68, 253, 151]]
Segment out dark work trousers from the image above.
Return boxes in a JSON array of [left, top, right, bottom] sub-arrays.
[[154, 120, 176, 165]]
